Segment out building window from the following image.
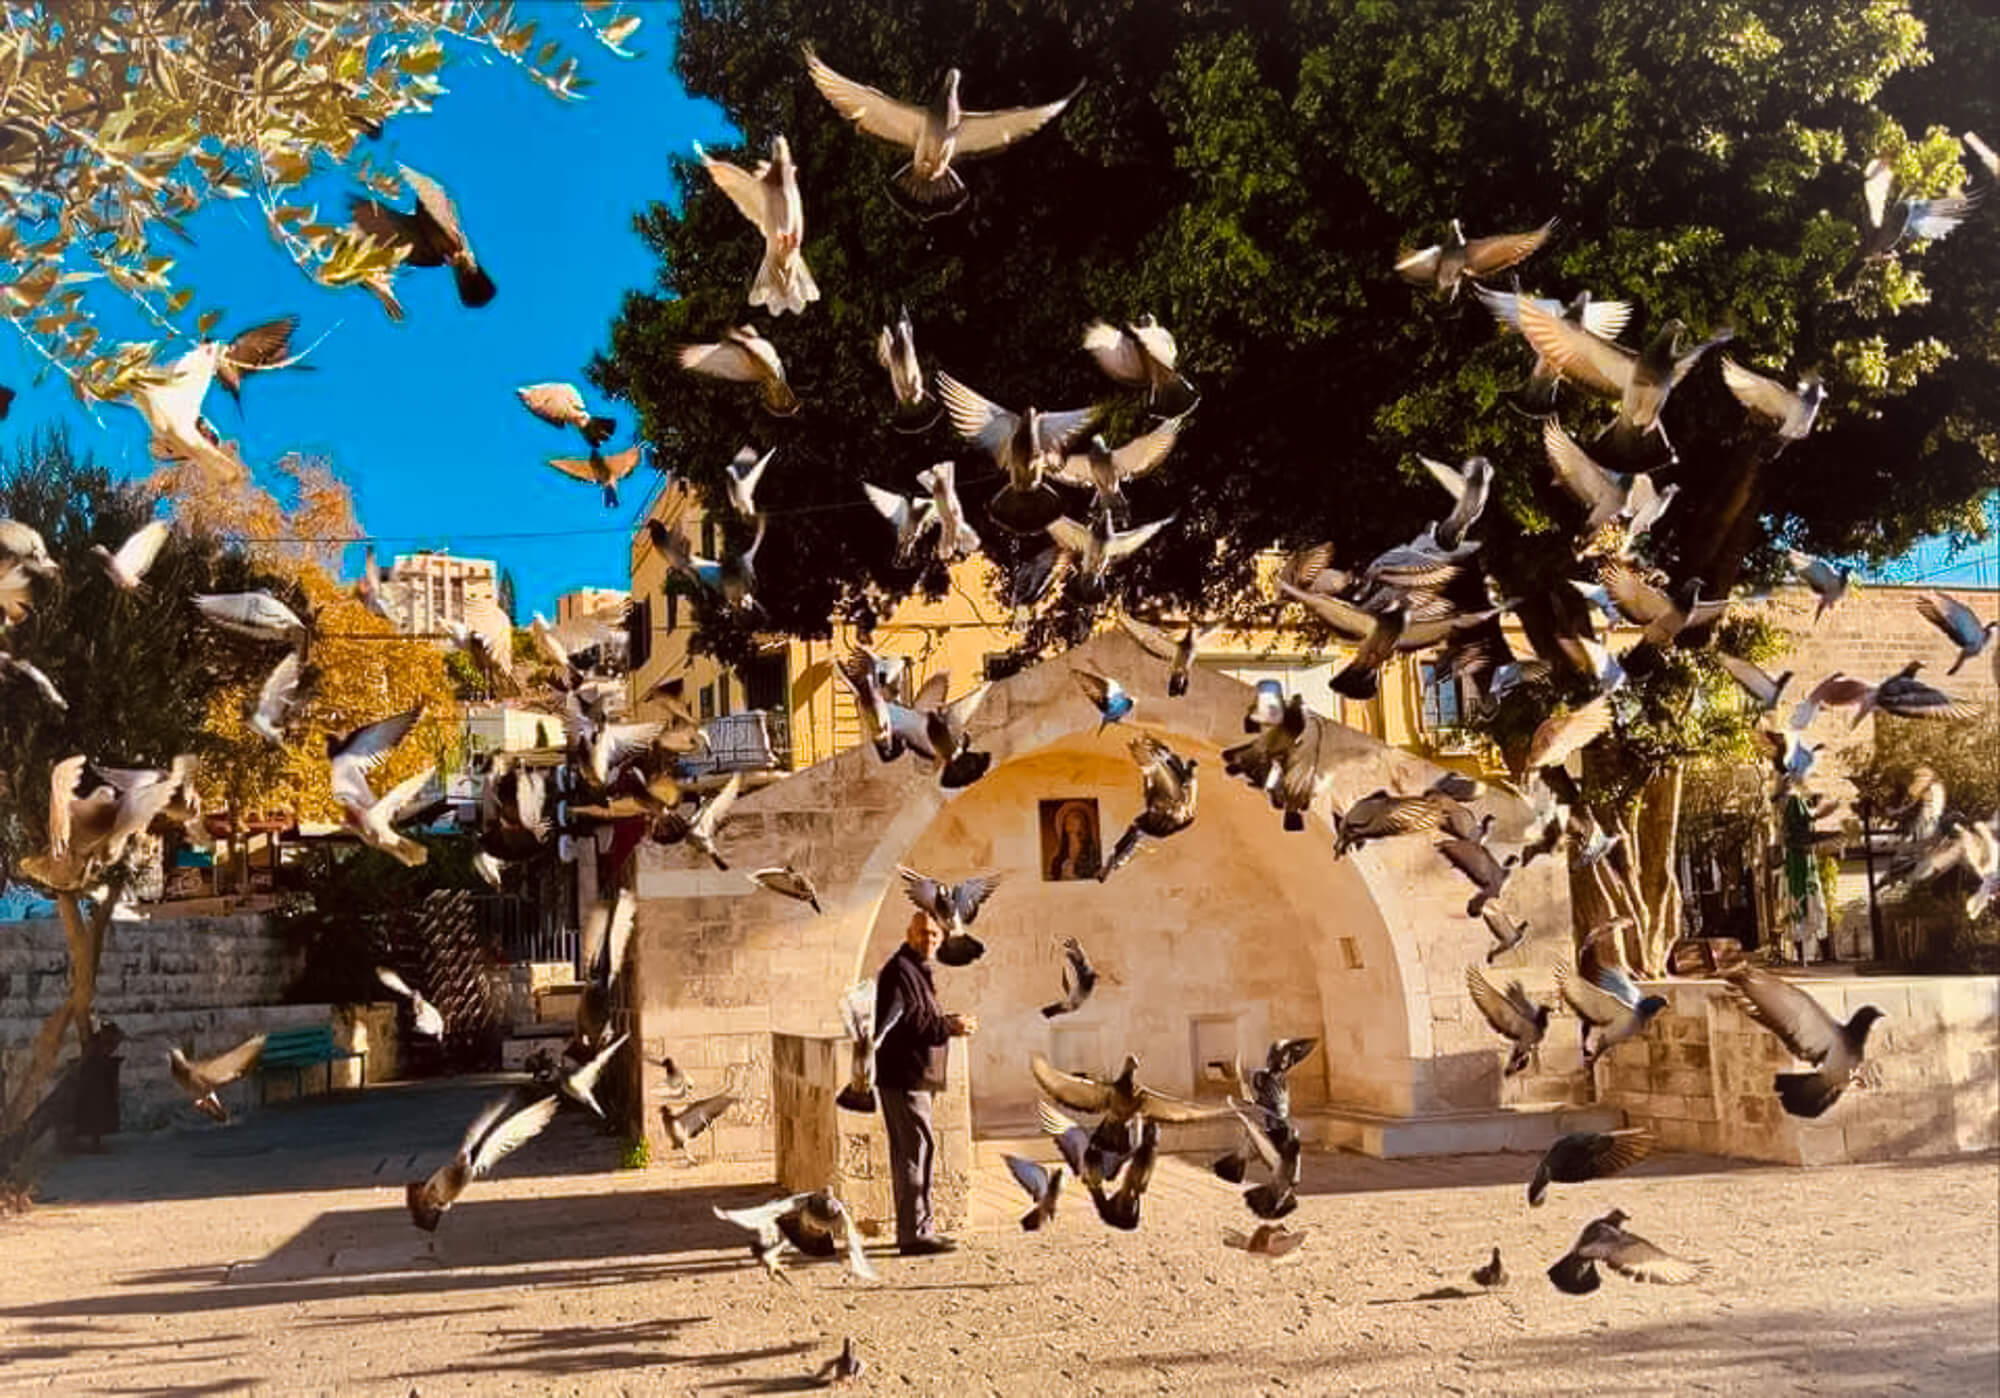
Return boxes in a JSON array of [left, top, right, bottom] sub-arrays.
[[1420, 661, 1463, 736], [666, 587, 680, 632], [717, 673, 731, 715], [626, 597, 652, 671], [700, 685, 715, 720]]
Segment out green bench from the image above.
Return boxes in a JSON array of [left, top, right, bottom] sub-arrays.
[[255, 1024, 367, 1105]]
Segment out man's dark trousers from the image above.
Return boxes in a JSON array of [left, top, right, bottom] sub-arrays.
[[879, 1086, 935, 1244]]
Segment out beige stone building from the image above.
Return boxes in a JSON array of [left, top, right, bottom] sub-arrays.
[[383, 550, 499, 637]]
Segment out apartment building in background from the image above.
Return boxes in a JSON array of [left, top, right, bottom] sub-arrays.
[[558, 587, 629, 628], [384, 550, 500, 636]]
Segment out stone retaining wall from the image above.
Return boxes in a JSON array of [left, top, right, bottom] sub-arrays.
[[772, 1032, 972, 1237], [1595, 975, 1999, 1164]]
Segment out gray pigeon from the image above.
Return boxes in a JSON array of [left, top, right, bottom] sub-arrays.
[[1787, 549, 1850, 623], [1435, 837, 1518, 918], [1041, 936, 1100, 1018], [1418, 454, 1493, 553], [168, 1035, 266, 1122], [1100, 734, 1198, 879], [1724, 966, 1884, 1118], [1914, 591, 1999, 677], [1871, 661, 1981, 721], [1480, 904, 1529, 964], [662, 1091, 736, 1159], [406, 1093, 559, 1231], [1465, 965, 1548, 1076], [1851, 155, 1981, 265], [1548, 1209, 1703, 1293], [899, 865, 1002, 964], [1396, 218, 1555, 298], [1557, 964, 1667, 1068], [1720, 357, 1823, 448], [1528, 1128, 1655, 1206], [1472, 1247, 1508, 1287], [1003, 1153, 1066, 1231]]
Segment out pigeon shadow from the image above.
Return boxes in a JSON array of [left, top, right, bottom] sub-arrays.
[[394, 1335, 815, 1385], [1364, 1285, 1489, 1304]]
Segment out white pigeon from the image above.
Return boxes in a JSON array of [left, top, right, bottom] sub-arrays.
[[914, 462, 981, 561], [328, 708, 432, 867], [724, 445, 774, 519], [375, 965, 446, 1038], [125, 342, 249, 484], [354, 543, 399, 623], [195, 591, 308, 646], [0, 651, 66, 710], [861, 481, 940, 566], [248, 650, 303, 743], [679, 326, 799, 416], [1045, 512, 1175, 595], [91, 519, 171, 591], [696, 135, 819, 315], [561, 1031, 629, 1117]]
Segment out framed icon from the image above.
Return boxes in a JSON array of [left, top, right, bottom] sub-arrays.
[[1040, 798, 1102, 882]]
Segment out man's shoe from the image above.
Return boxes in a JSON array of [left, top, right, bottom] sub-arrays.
[[898, 1235, 959, 1257]]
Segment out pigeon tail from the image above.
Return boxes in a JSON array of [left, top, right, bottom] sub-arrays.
[[601, 483, 619, 509], [1245, 1185, 1298, 1220], [708, 850, 731, 873], [985, 482, 1066, 536], [1281, 809, 1306, 833], [939, 749, 991, 789], [760, 379, 801, 417], [1150, 372, 1199, 420], [1019, 1204, 1048, 1232], [1774, 1069, 1846, 1119], [891, 397, 943, 435], [1547, 1252, 1601, 1295], [1041, 1000, 1072, 1019], [583, 415, 617, 447], [936, 933, 985, 967], [1211, 1152, 1248, 1185], [405, 1182, 445, 1232], [1332, 664, 1380, 701], [888, 161, 968, 219], [452, 260, 498, 308], [1167, 671, 1189, 698]]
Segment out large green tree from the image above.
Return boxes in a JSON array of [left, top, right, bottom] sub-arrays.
[[598, 0, 2000, 969]]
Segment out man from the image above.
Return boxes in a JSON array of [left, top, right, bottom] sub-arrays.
[[875, 911, 977, 1255]]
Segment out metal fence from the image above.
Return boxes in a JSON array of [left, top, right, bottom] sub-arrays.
[[478, 891, 579, 972]]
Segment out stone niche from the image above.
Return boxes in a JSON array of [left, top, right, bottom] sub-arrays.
[[772, 1032, 972, 1237]]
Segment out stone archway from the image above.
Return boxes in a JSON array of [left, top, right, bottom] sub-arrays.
[[628, 629, 1573, 1161]]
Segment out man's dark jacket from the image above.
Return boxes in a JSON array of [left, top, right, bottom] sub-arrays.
[[875, 943, 951, 1092]]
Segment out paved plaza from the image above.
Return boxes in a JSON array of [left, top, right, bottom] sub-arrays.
[[1, 1079, 1995, 1396]]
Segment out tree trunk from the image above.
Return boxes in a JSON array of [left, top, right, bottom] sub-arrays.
[[1634, 767, 1685, 977], [0, 891, 119, 1141]]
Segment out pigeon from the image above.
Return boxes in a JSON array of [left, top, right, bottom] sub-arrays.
[[749, 865, 821, 913], [883, 669, 992, 787], [836, 980, 903, 1114], [1851, 155, 1982, 266], [1100, 733, 1199, 879], [899, 866, 1002, 965], [195, 591, 309, 649], [817, 1337, 866, 1386], [375, 965, 445, 1038], [877, 305, 938, 430], [328, 708, 433, 867], [1031, 1053, 1226, 1167], [353, 543, 398, 622], [517, 382, 616, 446], [0, 652, 65, 710], [168, 1035, 266, 1123], [208, 314, 308, 406], [1528, 1128, 1655, 1207], [1052, 417, 1186, 524], [0, 519, 57, 576], [1965, 130, 1999, 180], [1, 567, 33, 627], [1520, 694, 1616, 776], [1541, 418, 1669, 542], [1548, 1209, 1703, 1294], [1914, 592, 1998, 676], [559, 1031, 628, 1118], [714, 1191, 877, 1281], [1041, 937, 1099, 1018], [91, 519, 171, 591], [1465, 965, 1549, 1076], [1072, 667, 1135, 731], [1082, 316, 1198, 416], [1396, 217, 1556, 298], [1515, 304, 1729, 461], [1004, 1154, 1066, 1231], [348, 163, 496, 309], [723, 446, 774, 520], [1481, 904, 1529, 964], [1572, 817, 1623, 868], [1720, 357, 1823, 447], [1045, 513, 1174, 599], [1118, 616, 1210, 697], [1756, 726, 1824, 798], [653, 1056, 692, 1100], [1786, 671, 1879, 730], [936, 372, 1101, 533], [1872, 660, 1982, 721], [1223, 691, 1326, 831], [1715, 653, 1793, 714], [1089, 1117, 1160, 1231], [1473, 284, 1633, 407], [1227, 1098, 1303, 1220], [1725, 966, 1885, 1118], [1472, 1247, 1508, 1287], [861, 482, 940, 566], [1787, 549, 1850, 623], [1331, 784, 1452, 857], [913, 462, 981, 561], [123, 342, 249, 484], [679, 326, 799, 416], [1435, 837, 1518, 918], [1210, 1040, 1316, 1179], [801, 45, 1079, 216], [1557, 963, 1668, 1068], [679, 771, 742, 870], [405, 1093, 559, 1232], [662, 1092, 736, 1158], [547, 444, 645, 508], [695, 134, 818, 315], [1009, 543, 1069, 612], [1223, 1223, 1309, 1258], [1418, 454, 1493, 553], [1040, 1099, 1124, 1187]]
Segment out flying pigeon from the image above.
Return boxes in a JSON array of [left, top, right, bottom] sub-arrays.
[[714, 1190, 878, 1281], [0, 564, 35, 627], [1087, 1117, 1161, 1231], [1081, 316, 1197, 416], [1118, 616, 1211, 697], [899, 866, 1002, 965], [1045, 513, 1174, 599], [1515, 304, 1729, 461], [558, 1031, 628, 1118], [880, 668, 992, 787], [1041, 936, 1100, 1018], [1548, 1209, 1703, 1294], [1528, 1128, 1655, 1207], [123, 342, 250, 484], [1787, 549, 1850, 623], [406, 1093, 558, 1232], [195, 591, 309, 649], [547, 444, 645, 508], [1481, 904, 1529, 964], [695, 134, 818, 315], [1541, 418, 1672, 546], [1557, 963, 1668, 1068], [353, 543, 398, 622], [206, 314, 309, 406], [1725, 965, 1884, 1118], [1052, 416, 1186, 524], [861, 481, 939, 566], [723, 445, 774, 520], [913, 462, 981, 561], [1435, 837, 1518, 918], [1100, 734, 1198, 879], [1720, 357, 1824, 447], [1396, 217, 1556, 298], [1914, 592, 1998, 676], [1224, 1223, 1309, 1259], [936, 372, 1101, 533], [1851, 155, 1982, 266], [877, 305, 938, 430], [1003, 1154, 1066, 1231], [1465, 965, 1549, 1076], [1872, 661, 1981, 721], [375, 965, 445, 1038], [327, 706, 432, 866], [1030, 1053, 1226, 1169], [1072, 667, 1135, 731], [749, 864, 820, 913], [168, 1034, 266, 1123], [0, 652, 65, 710], [1715, 653, 1793, 715], [91, 519, 171, 591], [517, 382, 615, 446], [1227, 1097, 1303, 1220], [658, 771, 741, 870], [1786, 671, 1878, 730], [663, 1091, 736, 1159], [1473, 284, 1633, 407], [348, 163, 496, 309], [801, 45, 1079, 217], [836, 980, 903, 1114], [1966, 131, 2000, 180], [679, 326, 799, 416], [1418, 454, 1493, 553], [1331, 783, 1453, 857], [0, 519, 58, 577]]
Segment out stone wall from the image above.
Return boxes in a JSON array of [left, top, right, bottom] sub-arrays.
[[629, 628, 1578, 1157], [772, 1032, 972, 1237], [1595, 975, 1999, 1163]]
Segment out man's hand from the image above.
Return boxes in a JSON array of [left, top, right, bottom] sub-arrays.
[[945, 1013, 978, 1037]]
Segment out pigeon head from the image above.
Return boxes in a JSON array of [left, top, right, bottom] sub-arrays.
[[1531, 1003, 1552, 1032], [770, 134, 792, 165], [1636, 995, 1670, 1022], [1600, 1207, 1630, 1228], [1113, 1054, 1140, 1089], [937, 67, 962, 108]]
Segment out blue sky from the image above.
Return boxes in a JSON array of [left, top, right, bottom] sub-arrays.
[[0, 13, 731, 620], [1, 12, 1993, 617]]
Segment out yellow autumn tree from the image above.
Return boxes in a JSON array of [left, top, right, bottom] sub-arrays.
[[163, 455, 463, 827]]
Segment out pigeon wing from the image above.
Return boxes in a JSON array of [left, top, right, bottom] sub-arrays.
[[1465, 966, 1540, 1041], [1461, 220, 1555, 276], [546, 455, 603, 484], [332, 707, 421, 772], [935, 372, 1017, 455], [1514, 300, 1633, 397], [674, 1092, 738, 1139], [801, 47, 926, 147], [1004, 1153, 1052, 1202], [195, 1033, 267, 1085], [1107, 416, 1184, 480], [950, 871, 1003, 924], [692, 772, 743, 838], [1030, 1054, 1114, 1114], [955, 89, 1080, 158], [1101, 515, 1174, 567], [1082, 321, 1145, 383], [469, 1095, 561, 1177], [222, 314, 299, 375], [1119, 616, 1182, 661], [113, 520, 172, 579], [1542, 418, 1626, 519], [1555, 964, 1630, 1027], [1133, 1084, 1228, 1123], [678, 341, 761, 382], [1724, 967, 1842, 1065], [1595, 1231, 1702, 1285], [695, 145, 773, 232]]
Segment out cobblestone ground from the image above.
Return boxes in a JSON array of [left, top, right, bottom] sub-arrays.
[[1, 1079, 1995, 1397]]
